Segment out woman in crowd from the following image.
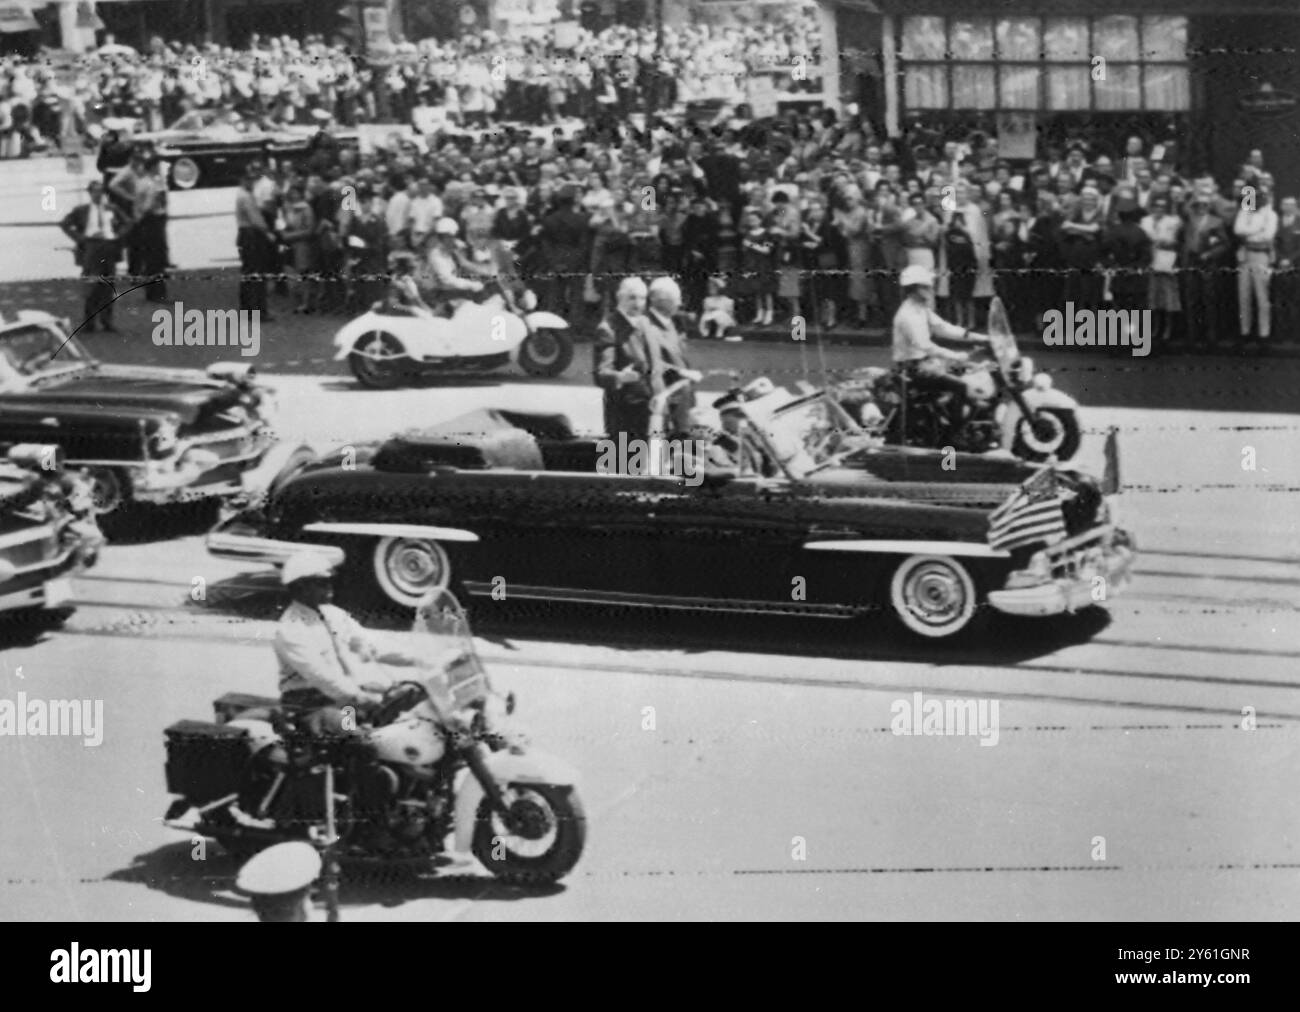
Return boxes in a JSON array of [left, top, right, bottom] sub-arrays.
[[738, 207, 775, 326], [1141, 193, 1184, 348], [835, 185, 872, 327], [280, 182, 319, 314]]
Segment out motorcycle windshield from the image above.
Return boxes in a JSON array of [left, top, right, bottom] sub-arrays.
[[410, 588, 491, 713], [986, 296, 1019, 371]]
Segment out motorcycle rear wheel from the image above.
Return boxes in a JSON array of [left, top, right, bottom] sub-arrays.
[[471, 784, 586, 884], [517, 329, 574, 377]]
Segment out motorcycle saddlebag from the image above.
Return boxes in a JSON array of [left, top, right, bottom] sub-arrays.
[[164, 719, 251, 805]]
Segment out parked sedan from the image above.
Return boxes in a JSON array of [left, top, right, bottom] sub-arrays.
[[0, 311, 277, 519], [0, 444, 102, 622], [124, 110, 358, 189], [207, 383, 1135, 641]]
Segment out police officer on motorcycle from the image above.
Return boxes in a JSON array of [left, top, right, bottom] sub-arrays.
[[273, 552, 423, 737], [891, 264, 991, 440], [425, 217, 495, 312]]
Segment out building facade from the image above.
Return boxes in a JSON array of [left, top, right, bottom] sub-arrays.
[[826, 0, 1300, 197]]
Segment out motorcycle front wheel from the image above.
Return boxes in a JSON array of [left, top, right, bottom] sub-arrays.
[[1012, 407, 1081, 462], [349, 331, 412, 389], [471, 784, 586, 884], [517, 329, 575, 377]]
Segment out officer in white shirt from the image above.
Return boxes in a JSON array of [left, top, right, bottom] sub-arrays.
[[891, 264, 990, 438], [273, 553, 421, 736], [1233, 187, 1280, 345]]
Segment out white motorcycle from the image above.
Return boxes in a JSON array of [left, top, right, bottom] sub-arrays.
[[162, 589, 586, 885], [334, 276, 574, 389]]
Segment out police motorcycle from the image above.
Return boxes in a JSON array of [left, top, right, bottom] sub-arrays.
[[333, 237, 574, 388], [162, 589, 586, 885], [843, 297, 1082, 462]]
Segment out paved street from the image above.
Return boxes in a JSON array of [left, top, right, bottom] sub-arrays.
[[0, 375, 1296, 921], [0, 158, 1298, 922]]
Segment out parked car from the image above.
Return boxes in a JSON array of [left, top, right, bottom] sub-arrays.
[[0, 311, 278, 519], [114, 109, 359, 189], [207, 379, 1134, 641], [0, 444, 102, 623]]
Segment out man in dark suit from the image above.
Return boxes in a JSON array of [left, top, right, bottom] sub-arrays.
[[593, 277, 652, 440], [60, 179, 123, 333], [538, 187, 590, 320], [1181, 193, 1231, 346]]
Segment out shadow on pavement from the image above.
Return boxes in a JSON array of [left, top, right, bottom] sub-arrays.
[[108, 840, 561, 917], [202, 568, 1112, 667]]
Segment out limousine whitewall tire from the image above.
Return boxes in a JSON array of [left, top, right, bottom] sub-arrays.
[[888, 554, 985, 640], [170, 157, 200, 189], [372, 536, 450, 609]]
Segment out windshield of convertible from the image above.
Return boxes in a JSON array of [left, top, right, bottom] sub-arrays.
[[756, 392, 865, 476], [0, 325, 90, 385]]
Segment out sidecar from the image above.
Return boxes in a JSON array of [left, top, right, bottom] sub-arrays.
[[334, 294, 573, 388]]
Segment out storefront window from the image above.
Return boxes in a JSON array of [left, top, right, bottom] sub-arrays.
[[899, 14, 1188, 113], [904, 66, 947, 109], [900, 16, 946, 60], [1094, 63, 1141, 110], [1093, 16, 1139, 61], [999, 64, 1039, 109], [1043, 18, 1089, 61], [1143, 64, 1190, 110], [1047, 66, 1091, 110], [949, 18, 994, 61], [996, 18, 1040, 62], [1141, 15, 1187, 61]]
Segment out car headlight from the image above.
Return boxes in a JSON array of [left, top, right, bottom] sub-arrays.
[[178, 448, 221, 474], [150, 419, 180, 455]]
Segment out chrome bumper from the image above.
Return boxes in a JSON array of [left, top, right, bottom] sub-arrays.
[[123, 426, 276, 503], [987, 526, 1136, 618], [205, 513, 344, 569]]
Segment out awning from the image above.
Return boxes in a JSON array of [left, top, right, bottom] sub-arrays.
[[0, 1, 39, 33]]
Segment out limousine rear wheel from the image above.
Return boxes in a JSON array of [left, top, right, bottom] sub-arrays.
[[373, 537, 451, 609], [888, 554, 986, 640]]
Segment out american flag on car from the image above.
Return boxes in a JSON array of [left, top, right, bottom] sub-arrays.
[[987, 468, 1067, 552]]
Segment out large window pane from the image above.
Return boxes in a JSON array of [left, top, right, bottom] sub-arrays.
[[1094, 15, 1139, 61], [949, 18, 994, 60], [999, 64, 1039, 109], [1143, 65, 1190, 110], [1044, 18, 1088, 61], [901, 16, 946, 60], [952, 65, 996, 108], [996, 17, 1040, 61], [904, 66, 948, 109], [1047, 66, 1091, 110], [1094, 63, 1141, 110], [1141, 16, 1188, 60]]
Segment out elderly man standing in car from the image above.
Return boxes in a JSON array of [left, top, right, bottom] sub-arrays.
[[642, 276, 702, 438], [594, 276, 654, 442]]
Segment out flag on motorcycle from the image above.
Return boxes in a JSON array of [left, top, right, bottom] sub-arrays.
[[987, 467, 1067, 552]]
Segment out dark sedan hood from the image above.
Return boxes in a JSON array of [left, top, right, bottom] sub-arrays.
[[0, 364, 243, 426]]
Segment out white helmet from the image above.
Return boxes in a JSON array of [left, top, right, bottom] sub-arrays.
[[433, 217, 459, 236], [899, 265, 935, 289], [281, 551, 337, 586]]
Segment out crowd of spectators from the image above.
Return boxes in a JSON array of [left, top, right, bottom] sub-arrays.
[[224, 106, 1297, 351], [42, 9, 1298, 350], [0, 11, 822, 156]]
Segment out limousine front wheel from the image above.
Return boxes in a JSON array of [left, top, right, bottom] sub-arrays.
[[888, 554, 986, 640], [373, 537, 450, 609]]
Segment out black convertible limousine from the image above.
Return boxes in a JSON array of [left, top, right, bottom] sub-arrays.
[[207, 382, 1135, 641]]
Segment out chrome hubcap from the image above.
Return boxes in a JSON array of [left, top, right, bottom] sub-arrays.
[[385, 540, 446, 597], [904, 564, 967, 626]]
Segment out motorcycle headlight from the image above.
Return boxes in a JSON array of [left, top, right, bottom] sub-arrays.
[[150, 418, 180, 455], [521, 289, 538, 311], [1016, 357, 1034, 385], [1032, 373, 1053, 391]]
